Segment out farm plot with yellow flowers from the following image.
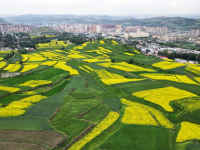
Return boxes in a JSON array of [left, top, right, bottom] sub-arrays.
[[185, 65, 200, 75], [1, 39, 200, 150], [140, 73, 199, 85], [68, 111, 119, 150], [152, 61, 185, 70], [98, 62, 155, 72], [121, 98, 174, 129], [20, 64, 39, 73], [0, 61, 7, 69], [19, 80, 52, 88], [8, 64, 21, 72], [0, 95, 47, 117], [194, 77, 200, 83], [55, 61, 79, 75], [176, 122, 200, 142], [23, 53, 47, 62], [95, 69, 144, 85], [132, 87, 197, 112]]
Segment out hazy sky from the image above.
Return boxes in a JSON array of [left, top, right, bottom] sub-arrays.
[[0, 0, 200, 16]]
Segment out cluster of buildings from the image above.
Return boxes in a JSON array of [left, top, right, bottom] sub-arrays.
[[0, 23, 35, 33], [49, 23, 168, 39], [136, 41, 200, 64], [153, 29, 200, 42]]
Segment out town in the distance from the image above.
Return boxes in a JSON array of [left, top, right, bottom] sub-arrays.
[[0, 15, 200, 64]]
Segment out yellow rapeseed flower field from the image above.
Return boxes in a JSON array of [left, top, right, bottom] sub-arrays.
[[112, 40, 119, 44], [124, 53, 134, 56], [22, 91, 37, 95], [0, 109, 26, 117], [19, 80, 52, 87], [6, 101, 33, 109], [121, 98, 174, 129], [40, 51, 67, 60], [83, 65, 94, 72], [67, 54, 87, 59], [174, 97, 200, 115], [0, 95, 47, 117], [176, 122, 200, 142], [132, 87, 197, 112], [3, 64, 15, 71], [140, 73, 199, 85], [83, 58, 111, 63], [21, 95, 47, 103], [21, 64, 39, 73], [0, 86, 20, 93], [41, 61, 57, 66], [55, 61, 79, 75], [101, 78, 145, 85], [95, 69, 144, 85], [68, 111, 119, 150], [21, 55, 29, 62], [194, 77, 200, 83], [78, 66, 91, 73], [152, 61, 185, 70], [8, 64, 21, 72], [122, 106, 158, 125], [98, 62, 155, 72], [23, 53, 47, 62], [176, 75, 199, 85], [140, 73, 181, 82], [99, 41, 105, 44], [185, 65, 200, 75]]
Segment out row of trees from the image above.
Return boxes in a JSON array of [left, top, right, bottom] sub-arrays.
[[58, 33, 89, 44], [158, 51, 200, 63], [156, 41, 200, 51]]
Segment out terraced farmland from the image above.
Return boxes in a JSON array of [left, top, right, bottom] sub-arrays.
[[0, 40, 200, 150]]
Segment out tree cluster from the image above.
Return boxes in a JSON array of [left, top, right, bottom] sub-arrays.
[[19, 35, 51, 49], [158, 51, 200, 63], [4, 51, 14, 60], [58, 33, 88, 44], [18, 49, 27, 54]]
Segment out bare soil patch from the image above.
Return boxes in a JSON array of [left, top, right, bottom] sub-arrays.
[[0, 130, 64, 149]]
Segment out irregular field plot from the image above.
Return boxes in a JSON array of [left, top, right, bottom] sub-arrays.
[[81, 104, 107, 123], [0, 142, 47, 150], [0, 117, 52, 130], [0, 130, 64, 149], [99, 125, 173, 150], [176, 122, 200, 142], [113, 79, 167, 94], [132, 87, 197, 112]]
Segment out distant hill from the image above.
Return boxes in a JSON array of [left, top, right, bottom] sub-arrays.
[[0, 18, 8, 24], [137, 17, 200, 31], [3, 15, 200, 31]]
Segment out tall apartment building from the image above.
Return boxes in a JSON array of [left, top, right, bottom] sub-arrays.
[[91, 25, 101, 33], [91, 25, 96, 33], [129, 28, 149, 38], [96, 25, 101, 33], [190, 28, 199, 37], [143, 27, 168, 34], [1, 23, 34, 33], [64, 25, 70, 32], [102, 25, 116, 29], [1, 24, 12, 32], [47, 23, 54, 28]]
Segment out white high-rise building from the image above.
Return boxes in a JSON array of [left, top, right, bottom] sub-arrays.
[[190, 29, 199, 37], [96, 25, 101, 33]]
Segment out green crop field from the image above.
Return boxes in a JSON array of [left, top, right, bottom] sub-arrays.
[[0, 39, 200, 150]]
